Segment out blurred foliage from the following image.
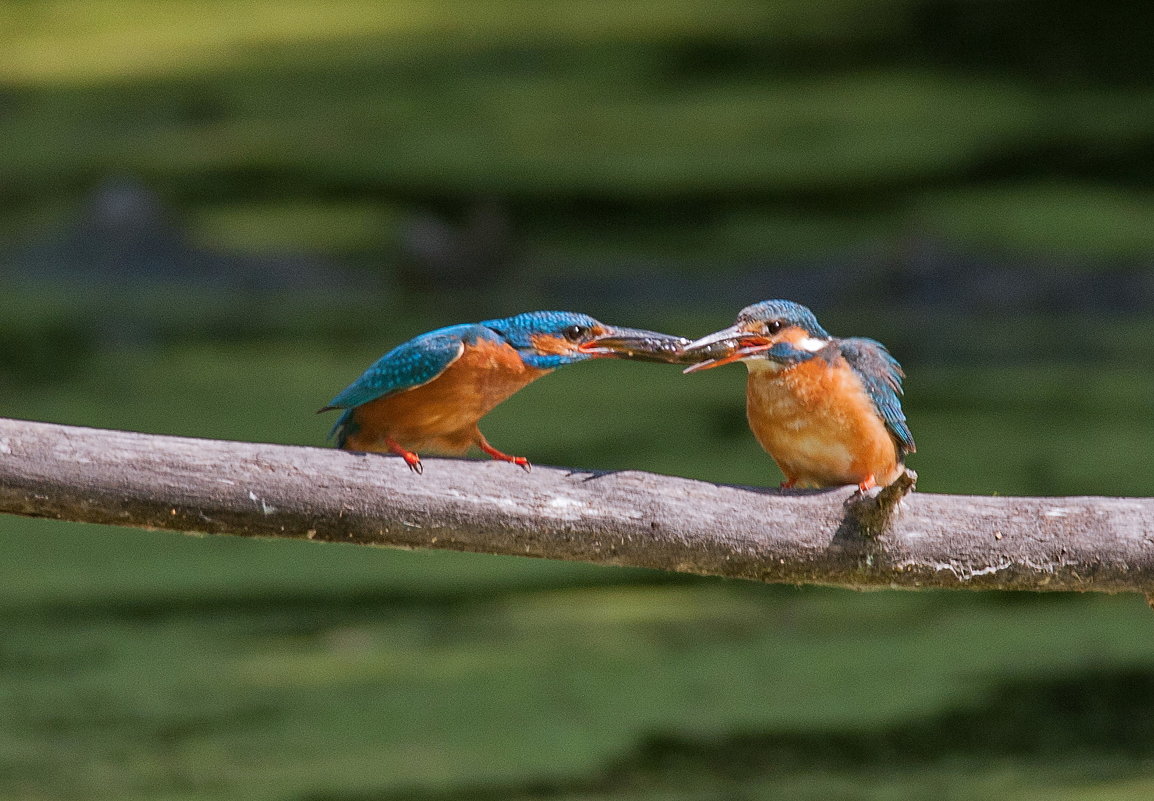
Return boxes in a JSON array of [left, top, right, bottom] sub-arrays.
[[3, 0, 1154, 261], [189, 200, 402, 256], [917, 182, 1154, 260]]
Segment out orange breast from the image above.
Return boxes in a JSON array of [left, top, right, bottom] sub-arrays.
[[347, 339, 551, 454], [745, 356, 900, 487]]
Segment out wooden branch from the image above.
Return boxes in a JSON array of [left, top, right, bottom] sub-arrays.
[[1, 417, 1153, 595]]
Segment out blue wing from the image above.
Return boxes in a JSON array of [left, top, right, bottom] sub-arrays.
[[323, 326, 475, 410], [839, 337, 916, 455], [320, 324, 484, 442]]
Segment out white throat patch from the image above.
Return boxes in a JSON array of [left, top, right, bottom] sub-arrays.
[[745, 358, 782, 373], [742, 336, 829, 373]]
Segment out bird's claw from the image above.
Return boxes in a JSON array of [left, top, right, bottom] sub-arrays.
[[385, 437, 424, 474], [480, 441, 532, 471]]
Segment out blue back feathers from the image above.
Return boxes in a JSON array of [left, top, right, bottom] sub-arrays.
[[324, 324, 482, 412], [838, 337, 916, 456], [321, 323, 490, 445]]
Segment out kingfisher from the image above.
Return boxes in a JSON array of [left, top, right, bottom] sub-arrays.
[[682, 300, 915, 491], [319, 311, 687, 473]]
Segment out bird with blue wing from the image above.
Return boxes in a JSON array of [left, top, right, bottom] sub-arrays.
[[319, 311, 688, 473], [681, 300, 915, 490]]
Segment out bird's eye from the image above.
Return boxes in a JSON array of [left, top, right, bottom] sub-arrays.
[[765, 320, 785, 335], [563, 324, 588, 341]]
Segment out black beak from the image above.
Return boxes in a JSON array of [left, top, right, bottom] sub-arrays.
[[578, 327, 696, 364], [681, 325, 773, 373]]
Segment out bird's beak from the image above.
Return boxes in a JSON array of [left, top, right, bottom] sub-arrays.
[[577, 327, 695, 364], [681, 325, 774, 373]]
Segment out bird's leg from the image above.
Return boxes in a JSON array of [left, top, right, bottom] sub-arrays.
[[477, 434, 532, 472], [780, 477, 798, 489], [857, 474, 877, 493], [384, 437, 423, 474]]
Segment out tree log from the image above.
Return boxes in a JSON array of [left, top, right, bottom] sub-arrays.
[[1, 417, 1152, 594]]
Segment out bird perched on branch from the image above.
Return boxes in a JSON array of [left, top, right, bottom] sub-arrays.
[[320, 311, 687, 473], [682, 300, 914, 491]]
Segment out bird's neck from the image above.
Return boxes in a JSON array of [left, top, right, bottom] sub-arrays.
[[743, 336, 833, 374], [745, 358, 787, 375]]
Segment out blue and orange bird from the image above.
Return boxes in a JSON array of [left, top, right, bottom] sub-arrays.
[[683, 300, 915, 491], [319, 311, 687, 473]]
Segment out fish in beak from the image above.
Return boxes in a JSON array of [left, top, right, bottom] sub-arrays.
[[680, 325, 775, 373], [577, 327, 697, 364]]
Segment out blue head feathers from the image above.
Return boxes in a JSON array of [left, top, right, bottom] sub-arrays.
[[482, 310, 604, 368], [737, 300, 830, 339]]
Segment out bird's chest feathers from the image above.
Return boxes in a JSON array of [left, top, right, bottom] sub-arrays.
[[745, 357, 892, 479], [402, 339, 550, 428]]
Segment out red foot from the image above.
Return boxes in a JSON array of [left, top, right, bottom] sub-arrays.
[[857, 474, 877, 492], [480, 441, 532, 472], [385, 437, 423, 474], [780, 477, 798, 489]]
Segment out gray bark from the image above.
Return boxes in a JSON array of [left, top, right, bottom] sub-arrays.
[[1, 417, 1153, 595]]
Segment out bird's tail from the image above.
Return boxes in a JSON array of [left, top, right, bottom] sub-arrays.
[[325, 408, 358, 449]]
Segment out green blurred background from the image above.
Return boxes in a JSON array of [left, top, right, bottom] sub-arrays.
[[3, 1, 1154, 799]]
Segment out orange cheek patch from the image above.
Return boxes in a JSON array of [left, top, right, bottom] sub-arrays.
[[739, 323, 806, 349], [778, 326, 812, 347], [530, 333, 580, 356]]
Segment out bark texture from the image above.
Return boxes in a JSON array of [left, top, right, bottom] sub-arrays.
[[1, 417, 1153, 594]]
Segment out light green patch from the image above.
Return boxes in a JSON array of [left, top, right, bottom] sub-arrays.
[[1017, 778, 1154, 801], [913, 182, 1154, 260], [0, 0, 914, 84], [189, 200, 401, 254]]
